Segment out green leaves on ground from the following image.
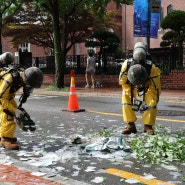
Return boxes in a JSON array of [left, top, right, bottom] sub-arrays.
[[130, 128, 185, 164]]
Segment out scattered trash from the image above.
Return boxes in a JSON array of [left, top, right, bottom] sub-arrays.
[[85, 166, 96, 172], [143, 173, 156, 180], [105, 137, 131, 152], [67, 134, 88, 144], [91, 176, 105, 183], [85, 138, 107, 152], [31, 171, 47, 176], [161, 164, 178, 171], [85, 137, 131, 152], [125, 178, 140, 184]]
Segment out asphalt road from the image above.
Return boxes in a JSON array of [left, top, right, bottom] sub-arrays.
[[1, 93, 185, 185]]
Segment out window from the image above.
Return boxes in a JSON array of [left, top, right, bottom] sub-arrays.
[[167, 4, 173, 14], [20, 42, 30, 52], [86, 38, 96, 54]]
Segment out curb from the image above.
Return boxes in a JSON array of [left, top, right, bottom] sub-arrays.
[[33, 88, 122, 98], [33, 88, 185, 101]]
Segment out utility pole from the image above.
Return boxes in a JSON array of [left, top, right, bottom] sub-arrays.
[[146, 0, 151, 52]]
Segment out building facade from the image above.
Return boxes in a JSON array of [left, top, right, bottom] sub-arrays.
[[1, 0, 185, 60], [122, 0, 185, 53]]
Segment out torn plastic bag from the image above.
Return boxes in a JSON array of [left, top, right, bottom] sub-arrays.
[[85, 137, 131, 152]]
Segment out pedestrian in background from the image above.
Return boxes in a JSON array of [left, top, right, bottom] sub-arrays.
[[85, 51, 96, 89], [119, 42, 161, 135]]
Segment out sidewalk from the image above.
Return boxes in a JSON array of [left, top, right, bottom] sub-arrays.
[[0, 163, 62, 185], [34, 86, 185, 100]]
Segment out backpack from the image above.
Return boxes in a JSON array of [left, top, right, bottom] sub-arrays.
[[0, 67, 24, 96], [127, 58, 152, 77]]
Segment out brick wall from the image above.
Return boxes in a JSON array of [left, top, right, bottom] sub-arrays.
[[43, 70, 185, 90], [43, 74, 120, 88], [161, 70, 185, 90]]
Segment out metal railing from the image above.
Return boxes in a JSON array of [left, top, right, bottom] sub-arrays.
[[32, 48, 185, 75]]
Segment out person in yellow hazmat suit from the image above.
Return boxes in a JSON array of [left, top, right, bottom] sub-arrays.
[[0, 52, 43, 150], [119, 42, 161, 135]]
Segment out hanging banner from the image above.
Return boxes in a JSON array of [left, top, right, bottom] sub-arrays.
[[134, 0, 161, 38], [150, 13, 160, 38], [150, 0, 161, 38], [134, 0, 149, 37]]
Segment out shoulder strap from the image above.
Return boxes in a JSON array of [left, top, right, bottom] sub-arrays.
[[9, 68, 23, 93], [127, 58, 133, 70], [144, 60, 152, 76]]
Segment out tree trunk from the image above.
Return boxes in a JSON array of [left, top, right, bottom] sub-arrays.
[[52, 2, 64, 88]]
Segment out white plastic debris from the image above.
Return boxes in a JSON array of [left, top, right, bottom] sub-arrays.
[[31, 171, 47, 176], [91, 176, 104, 183], [85, 137, 131, 152]]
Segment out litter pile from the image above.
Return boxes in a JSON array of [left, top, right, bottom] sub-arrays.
[[68, 134, 131, 153]]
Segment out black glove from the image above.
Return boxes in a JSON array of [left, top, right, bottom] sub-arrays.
[[139, 104, 149, 113], [19, 93, 28, 104], [19, 86, 34, 104], [23, 86, 34, 94]]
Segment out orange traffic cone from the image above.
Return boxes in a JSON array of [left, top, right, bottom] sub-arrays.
[[63, 71, 85, 112]]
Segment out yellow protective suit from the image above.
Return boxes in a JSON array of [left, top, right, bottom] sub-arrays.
[[0, 70, 23, 138], [119, 59, 161, 126]]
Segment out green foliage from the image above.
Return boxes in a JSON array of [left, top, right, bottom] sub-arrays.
[[130, 128, 185, 164], [160, 41, 170, 47], [181, 177, 185, 182], [1, 0, 23, 24], [3, 2, 53, 49], [86, 29, 120, 53], [161, 31, 176, 40], [161, 10, 185, 31], [0, 0, 23, 53], [113, 47, 124, 58], [91, 126, 117, 138], [45, 85, 68, 91], [99, 129, 111, 137], [160, 10, 185, 69], [160, 10, 185, 47]]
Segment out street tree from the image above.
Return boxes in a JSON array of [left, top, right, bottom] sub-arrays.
[[160, 10, 185, 69], [3, 2, 53, 50], [0, 0, 23, 54], [35, 0, 133, 88], [85, 29, 120, 72]]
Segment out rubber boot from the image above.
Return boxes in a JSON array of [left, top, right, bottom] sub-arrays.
[[122, 122, 137, 135], [1, 137, 19, 150], [144, 125, 155, 135], [0, 137, 17, 143]]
